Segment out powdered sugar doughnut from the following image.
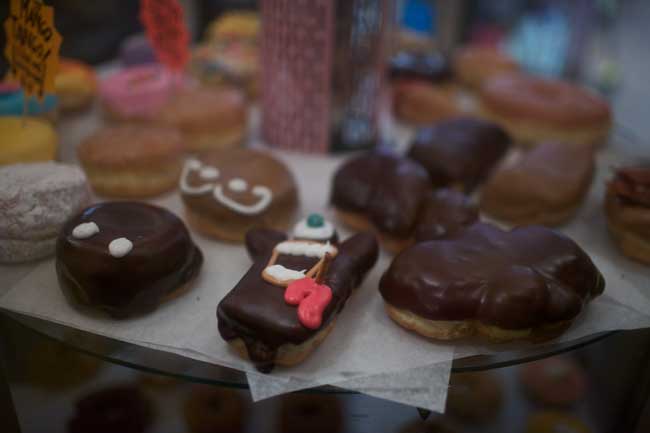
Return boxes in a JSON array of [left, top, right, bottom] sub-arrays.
[[0, 162, 90, 263]]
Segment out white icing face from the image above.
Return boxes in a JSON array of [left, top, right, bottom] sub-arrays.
[[180, 159, 273, 215], [72, 222, 99, 239], [108, 237, 133, 258], [293, 218, 334, 240]]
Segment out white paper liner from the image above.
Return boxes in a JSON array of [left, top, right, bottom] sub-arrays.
[[1, 106, 649, 409]]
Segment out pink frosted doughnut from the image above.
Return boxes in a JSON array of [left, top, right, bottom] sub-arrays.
[[100, 65, 179, 120]]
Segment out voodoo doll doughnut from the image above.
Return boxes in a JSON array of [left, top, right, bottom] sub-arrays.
[[56, 202, 203, 318], [180, 148, 299, 242], [217, 220, 378, 372]]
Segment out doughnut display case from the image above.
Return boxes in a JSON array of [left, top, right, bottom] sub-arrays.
[[2, 1, 650, 433]]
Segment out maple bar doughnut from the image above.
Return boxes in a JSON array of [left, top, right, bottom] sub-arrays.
[[479, 74, 611, 146], [180, 148, 298, 242], [379, 223, 604, 341]]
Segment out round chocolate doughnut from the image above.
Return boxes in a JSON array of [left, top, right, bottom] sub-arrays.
[[56, 202, 203, 318]]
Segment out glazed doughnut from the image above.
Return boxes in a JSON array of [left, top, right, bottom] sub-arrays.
[[157, 86, 247, 152], [446, 372, 503, 422], [0, 84, 59, 121], [481, 141, 595, 226], [183, 385, 246, 433], [279, 394, 343, 433], [519, 357, 587, 406], [392, 80, 460, 125], [67, 384, 152, 433], [56, 202, 203, 318], [525, 411, 591, 433], [78, 124, 184, 197], [479, 74, 611, 146], [604, 166, 650, 264], [180, 148, 299, 242], [0, 162, 90, 263], [99, 64, 179, 122], [379, 223, 604, 341], [55, 58, 97, 111], [453, 45, 519, 89], [0, 117, 58, 165]]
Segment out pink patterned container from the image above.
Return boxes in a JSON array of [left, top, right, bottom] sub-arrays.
[[261, 0, 390, 153]]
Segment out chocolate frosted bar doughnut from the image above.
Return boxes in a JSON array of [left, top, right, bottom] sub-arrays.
[[218, 226, 378, 372]]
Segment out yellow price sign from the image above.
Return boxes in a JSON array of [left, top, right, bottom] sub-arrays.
[[4, 0, 62, 101]]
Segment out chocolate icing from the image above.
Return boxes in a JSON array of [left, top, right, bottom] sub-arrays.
[[330, 151, 432, 236], [389, 52, 452, 84], [218, 228, 378, 372], [408, 117, 511, 192], [379, 223, 604, 329], [415, 189, 478, 242], [56, 202, 203, 318], [68, 385, 152, 433], [611, 166, 650, 207]]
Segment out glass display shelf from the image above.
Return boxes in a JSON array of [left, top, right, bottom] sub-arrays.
[[1, 311, 616, 392]]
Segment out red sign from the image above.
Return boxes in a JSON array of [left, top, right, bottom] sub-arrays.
[[140, 0, 189, 71]]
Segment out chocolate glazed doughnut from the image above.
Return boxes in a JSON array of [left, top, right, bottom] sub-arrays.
[[379, 223, 604, 341], [407, 117, 511, 193], [56, 202, 203, 318], [217, 228, 378, 372], [331, 151, 479, 251]]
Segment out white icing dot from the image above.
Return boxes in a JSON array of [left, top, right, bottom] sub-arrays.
[[199, 166, 219, 180], [72, 222, 99, 239], [186, 159, 202, 170], [228, 178, 248, 192], [108, 237, 133, 258]]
